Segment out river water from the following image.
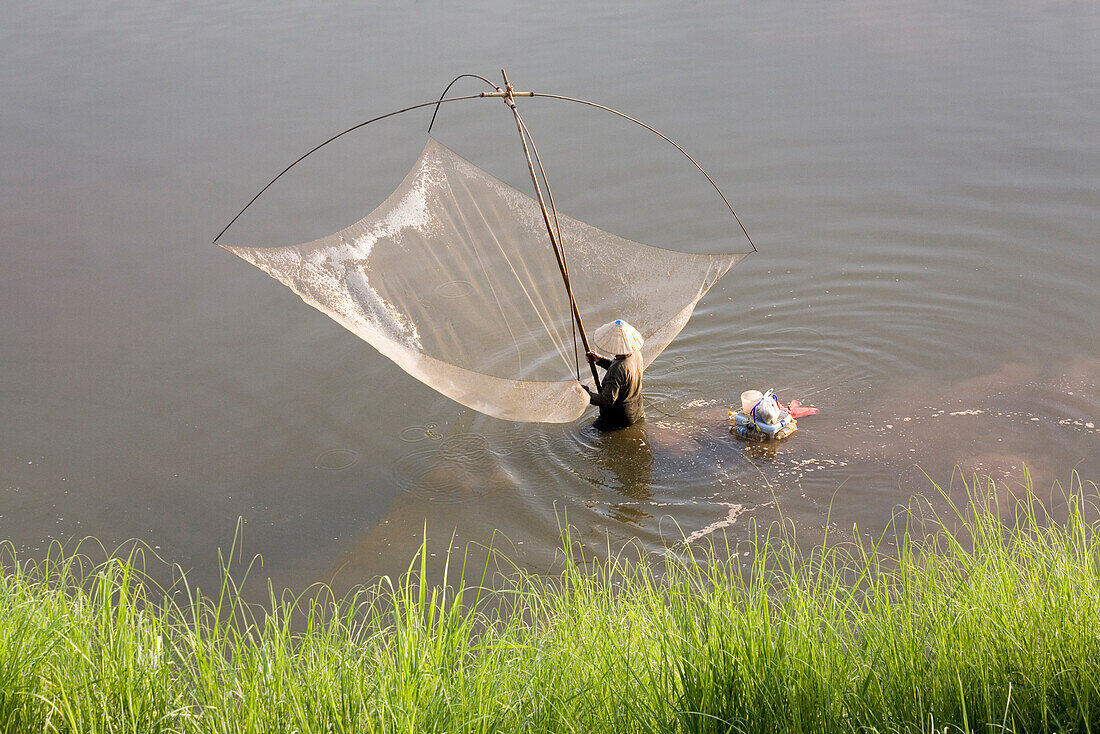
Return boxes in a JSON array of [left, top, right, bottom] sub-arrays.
[[2, 1, 1098, 590]]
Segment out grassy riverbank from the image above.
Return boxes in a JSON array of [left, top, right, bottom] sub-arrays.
[[3, 474, 1099, 733]]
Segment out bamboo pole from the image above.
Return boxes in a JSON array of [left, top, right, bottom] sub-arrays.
[[500, 69, 602, 392]]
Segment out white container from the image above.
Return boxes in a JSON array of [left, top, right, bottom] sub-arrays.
[[740, 390, 763, 415]]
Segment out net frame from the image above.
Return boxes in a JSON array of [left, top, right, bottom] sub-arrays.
[[224, 138, 746, 422]]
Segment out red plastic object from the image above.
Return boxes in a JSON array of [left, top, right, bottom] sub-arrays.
[[784, 400, 820, 419]]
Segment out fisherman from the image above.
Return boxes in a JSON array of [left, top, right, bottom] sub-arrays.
[[583, 319, 645, 430]]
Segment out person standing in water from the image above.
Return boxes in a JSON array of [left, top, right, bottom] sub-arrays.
[[583, 319, 645, 430]]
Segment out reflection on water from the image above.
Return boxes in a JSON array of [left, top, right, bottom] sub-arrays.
[[577, 422, 656, 525]]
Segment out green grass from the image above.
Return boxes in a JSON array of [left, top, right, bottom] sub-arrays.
[[3, 472, 1100, 733]]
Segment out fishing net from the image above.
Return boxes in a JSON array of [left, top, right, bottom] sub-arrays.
[[224, 138, 746, 422]]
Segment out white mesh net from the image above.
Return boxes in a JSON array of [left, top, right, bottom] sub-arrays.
[[224, 138, 746, 422]]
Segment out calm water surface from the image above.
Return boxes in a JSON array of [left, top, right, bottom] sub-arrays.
[[2, 1, 1098, 590]]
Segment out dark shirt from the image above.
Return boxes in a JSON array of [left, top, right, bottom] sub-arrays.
[[587, 352, 644, 429]]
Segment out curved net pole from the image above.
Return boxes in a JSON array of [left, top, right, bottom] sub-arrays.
[[530, 92, 758, 253], [500, 70, 602, 390], [213, 92, 488, 245], [426, 74, 501, 134]]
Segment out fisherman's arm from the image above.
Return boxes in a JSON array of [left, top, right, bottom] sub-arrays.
[[586, 350, 613, 369], [584, 368, 622, 407]]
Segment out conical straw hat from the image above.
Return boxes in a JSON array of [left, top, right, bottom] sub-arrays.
[[593, 319, 644, 356]]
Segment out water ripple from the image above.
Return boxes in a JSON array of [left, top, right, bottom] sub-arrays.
[[313, 449, 359, 471]]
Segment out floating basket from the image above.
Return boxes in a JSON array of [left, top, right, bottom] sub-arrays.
[[728, 410, 798, 442]]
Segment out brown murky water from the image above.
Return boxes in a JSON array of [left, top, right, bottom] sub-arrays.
[[2, 1, 1098, 591]]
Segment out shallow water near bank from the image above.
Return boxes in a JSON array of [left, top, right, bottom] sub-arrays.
[[1, 1, 1098, 590]]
